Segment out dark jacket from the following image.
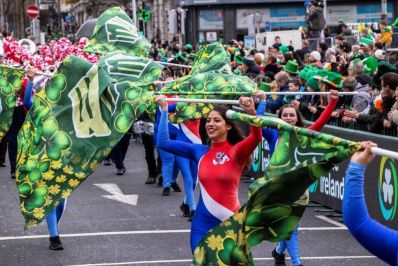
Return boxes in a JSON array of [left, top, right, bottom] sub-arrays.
[[308, 7, 326, 31]]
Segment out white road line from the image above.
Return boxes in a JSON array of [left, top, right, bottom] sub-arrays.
[[316, 215, 347, 228], [67, 256, 377, 266], [0, 227, 347, 241]]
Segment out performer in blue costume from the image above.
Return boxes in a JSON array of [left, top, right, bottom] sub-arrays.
[[154, 103, 180, 196], [24, 72, 65, 250], [256, 90, 339, 266], [175, 119, 201, 221], [156, 95, 261, 252], [343, 141, 398, 266]]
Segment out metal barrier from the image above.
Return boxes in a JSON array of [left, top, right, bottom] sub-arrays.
[[307, 37, 335, 51]]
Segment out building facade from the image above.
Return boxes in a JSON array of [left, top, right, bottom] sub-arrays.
[[182, 0, 398, 45]]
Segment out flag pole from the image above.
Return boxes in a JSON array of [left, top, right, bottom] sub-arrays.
[[164, 98, 239, 105], [370, 147, 398, 160], [225, 110, 398, 160], [156, 91, 358, 96], [155, 61, 192, 69]]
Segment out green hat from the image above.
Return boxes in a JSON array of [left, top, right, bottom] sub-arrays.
[[175, 53, 186, 62], [362, 56, 378, 74], [185, 43, 193, 50], [259, 82, 271, 92], [306, 76, 320, 91], [234, 54, 243, 65], [299, 65, 315, 80], [384, 26, 391, 32], [315, 71, 343, 88], [393, 18, 398, 28], [242, 56, 255, 66], [279, 45, 289, 55], [283, 60, 299, 75], [188, 53, 197, 61], [373, 61, 398, 87], [359, 37, 374, 46]]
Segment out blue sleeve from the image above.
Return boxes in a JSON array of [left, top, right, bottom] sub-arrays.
[[266, 95, 284, 114], [256, 100, 279, 155], [256, 101, 266, 116], [343, 161, 398, 265], [168, 103, 176, 113], [23, 81, 34, 110], [157, 110, 207, 162]]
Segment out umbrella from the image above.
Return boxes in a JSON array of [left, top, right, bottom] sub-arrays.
[[76, 18, 97, 38]]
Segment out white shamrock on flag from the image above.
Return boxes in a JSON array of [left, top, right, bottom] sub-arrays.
[[383, 168, 394, 204]]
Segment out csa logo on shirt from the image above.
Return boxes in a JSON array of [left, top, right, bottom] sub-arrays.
[[213, 152, 230, 165], [378, 157, 398, 221]]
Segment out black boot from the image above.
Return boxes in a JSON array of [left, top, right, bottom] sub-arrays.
[[162, 187, 170, 196], [157, 175, 163, 186], [272, 248, 286, 266], [180, 203, 190, 217], [170, 182, 182, 192], [49, 236, 64, 250], [145, 176, 156, 184]]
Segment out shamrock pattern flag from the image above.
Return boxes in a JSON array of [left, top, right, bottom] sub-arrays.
[[193, 111, 361, 265], [16, 54, 162, 229], [84, 7, 151, 57], [159, 43, 257, 123], [0, 66, 25, 140]]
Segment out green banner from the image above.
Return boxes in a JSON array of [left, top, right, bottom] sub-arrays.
[[16, 54, 162, 229], [160, 43, 257, 123], [84, 7, 151, 57], [193, 111, 361, 265], [0, 66, 25, 140]]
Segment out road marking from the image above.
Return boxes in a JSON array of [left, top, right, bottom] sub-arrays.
[[0, 227, 347, 241], [67, 256, 377, 266], [316, 215, 347, 228], [94, 183, 138, 206]]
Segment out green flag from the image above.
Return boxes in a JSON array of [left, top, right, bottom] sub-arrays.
[[159, 43, 257, 123], [193, 111, 361, 265], [0, 66, 25, 140], [16, 54, 162, 229], [84, 7, 151, 57]]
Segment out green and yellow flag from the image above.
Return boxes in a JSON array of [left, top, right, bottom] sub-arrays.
[[159, 43, 257, 123], [0, 66, 25, 140], [193, 111, 361, 265], [16, 7, 163, 229], [84, 7, 151, 57]]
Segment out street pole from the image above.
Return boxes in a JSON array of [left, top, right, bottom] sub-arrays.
[[381, 0, 387, 15], [33, 0, 40, 43], [0, 0, 4, 32], [132, 0, 137, 26], [323, 0, 327, 25]]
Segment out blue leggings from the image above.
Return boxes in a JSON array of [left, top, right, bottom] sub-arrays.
[[46, 200, 66, 237], [276, 224, 301, 266], [176, 156, 198, 211], [157, 148, 179, 188]]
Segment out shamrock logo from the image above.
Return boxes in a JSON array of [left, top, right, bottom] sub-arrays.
[[30, 117, 71, 161], [383, 168, 394, 205]]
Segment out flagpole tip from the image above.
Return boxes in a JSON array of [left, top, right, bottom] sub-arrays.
[[226, 110, 235, 119]]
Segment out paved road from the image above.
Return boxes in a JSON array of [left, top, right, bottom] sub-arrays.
[[0, 140, 386, 266]]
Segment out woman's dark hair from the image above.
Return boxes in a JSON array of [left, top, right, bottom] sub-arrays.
[[278, 105, 305, 128], [209, 105, 245, 145], [209, 105, 252, 172]]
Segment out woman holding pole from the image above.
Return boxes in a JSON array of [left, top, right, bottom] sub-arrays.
[[156, 95, 262, 252], [257, 89, 339, 266]]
